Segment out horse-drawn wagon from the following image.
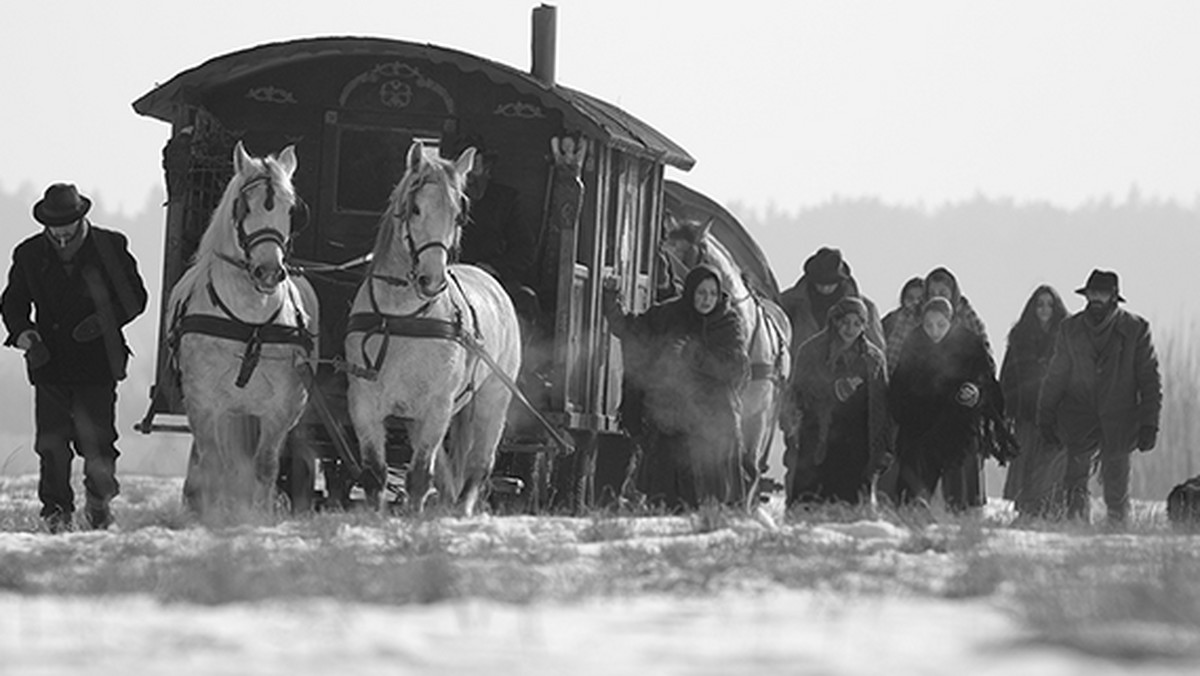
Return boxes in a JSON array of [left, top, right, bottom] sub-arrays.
[[132, 7, 712, 511]]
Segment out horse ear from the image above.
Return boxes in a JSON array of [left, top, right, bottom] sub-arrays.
[[407, 140, 425, 173], [276, 145, 298, 179], [662, 212, 679, 236], [698, 216, 715, 242], [233, 141, 252, 175], [454, 147, 476, 178]]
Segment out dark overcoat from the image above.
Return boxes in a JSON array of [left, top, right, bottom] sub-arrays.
[[1036, 308, 1162, 452], [2, 226, 148, 385], [889, 324, 1002, 469], [787, 326, 891, 503]]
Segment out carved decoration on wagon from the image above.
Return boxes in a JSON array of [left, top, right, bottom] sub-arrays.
[[245, 86, 298, 105], [493, 101, 545, 119], [338, 61, 456, 115], [536, 135, 590, 307]]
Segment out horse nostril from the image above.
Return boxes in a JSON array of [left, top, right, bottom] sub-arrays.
[[418, 275, 432, 289]]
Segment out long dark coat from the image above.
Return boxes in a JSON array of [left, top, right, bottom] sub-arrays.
[[605, 265, 749, 509], [1037, 308, 1162, 453], [889, 323, 1002, 508], [2, 225, 148, 385], [787, 327, 891, 505]]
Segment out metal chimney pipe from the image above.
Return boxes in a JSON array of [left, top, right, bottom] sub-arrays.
[[531, 4, 557, 86]]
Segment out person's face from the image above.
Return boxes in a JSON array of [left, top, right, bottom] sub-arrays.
[[1034, 292, 1055, 327], [836, 313, 865, 344], [922, 311, 952, 343], [927, 279, 953, 300], [45, 218, 81, 248], [693, 278, 719, 315], [902, 286, 924, 310], [1084, 289, 1116, 320], [815, 282, 840, 295]]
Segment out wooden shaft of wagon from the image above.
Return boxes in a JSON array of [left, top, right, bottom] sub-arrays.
[[460, 335, 576, 456]]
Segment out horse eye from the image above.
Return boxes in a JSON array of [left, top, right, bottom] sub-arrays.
[[411, 203, 421, 217]]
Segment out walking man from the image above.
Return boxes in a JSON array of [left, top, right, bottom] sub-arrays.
[[2, 184, 148, 532], [1037, 269, 1161, 524]]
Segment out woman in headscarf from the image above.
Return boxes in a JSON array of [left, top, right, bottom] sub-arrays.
[[1000, 284, 1068, 518], [784, 296, 891, 506], [602, 265, 749, 510], [881, 276, 925, 340], [889, 297, 1008, 510], [884, 266, 994, 508]]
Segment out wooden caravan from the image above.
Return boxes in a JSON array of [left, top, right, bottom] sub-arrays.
[[132, 7, 695, 509]]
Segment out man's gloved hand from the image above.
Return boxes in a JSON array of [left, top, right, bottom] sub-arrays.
[[72, 314, 103, 342], [1136, 425, 1158, 452], [955, 382, 980, 408], [834, 376, 863, 402], [24, 334, 50, 370], [1039, 423, 1061, 447], [15, 329, 39, 351]]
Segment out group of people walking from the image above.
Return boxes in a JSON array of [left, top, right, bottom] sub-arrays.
[[606, 243, 1163, 525], [1, 180, 1164, 529]]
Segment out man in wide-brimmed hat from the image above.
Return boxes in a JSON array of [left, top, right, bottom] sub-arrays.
[[1, 183, 148, 532], [777, 246, 883, 497], [1037, 268, 1161, 524]]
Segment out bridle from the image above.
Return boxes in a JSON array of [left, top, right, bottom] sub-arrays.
[[370, 178, 460, 298], [217, 172, 299, 274]]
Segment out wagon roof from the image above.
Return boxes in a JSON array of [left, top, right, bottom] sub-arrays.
[[664, 180, 781, 300], [132, 36, 695, 170]]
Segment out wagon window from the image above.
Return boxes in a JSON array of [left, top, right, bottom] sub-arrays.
[[335, 128, 439, 213]]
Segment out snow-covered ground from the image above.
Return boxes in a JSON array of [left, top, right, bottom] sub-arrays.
[[1, 474, 1197, 675]]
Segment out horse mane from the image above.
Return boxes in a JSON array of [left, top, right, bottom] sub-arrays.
[[369, 147, 468, 274], [168, 150, 296, 315]]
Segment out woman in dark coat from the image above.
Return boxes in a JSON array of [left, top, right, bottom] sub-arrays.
[[602, 265, 749, 510], [889, 297, 1009, 510], [785, 296, 891, 506], [1000, 285, 1068, 517]]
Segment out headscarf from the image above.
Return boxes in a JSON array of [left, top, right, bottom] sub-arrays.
[[681, 264, 723, 320]]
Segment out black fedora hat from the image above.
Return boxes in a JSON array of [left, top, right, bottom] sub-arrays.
[[1075, 269, 1126, 302], [804, 247, 851, 285], [33, 183, 92, 227]]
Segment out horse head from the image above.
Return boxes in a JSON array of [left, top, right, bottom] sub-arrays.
[[378, 140, 474, 298], [662, 213, 714, 272], [221, 141, 299, 294]]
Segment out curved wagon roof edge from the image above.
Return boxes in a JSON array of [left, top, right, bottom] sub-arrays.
[[131, 36, 695, 171], [664, 179, 781, 299]]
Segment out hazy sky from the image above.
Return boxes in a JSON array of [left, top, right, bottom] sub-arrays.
[[2, 0, 1198, 214]]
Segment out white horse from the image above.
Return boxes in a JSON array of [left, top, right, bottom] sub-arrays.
[[662, 217, 792, 505], [168, 142, 319, 514], [344, 140, 521, 516]]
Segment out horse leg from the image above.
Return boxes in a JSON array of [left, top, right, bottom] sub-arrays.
[[252, 412, 296, 511], [458, 381, 511, 517], [349, 400, 389, 511], [406, 407, 454, 513], [183, 409, 222, 514]]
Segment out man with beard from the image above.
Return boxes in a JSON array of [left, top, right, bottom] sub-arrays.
[[1037, 269, 1161, 524]]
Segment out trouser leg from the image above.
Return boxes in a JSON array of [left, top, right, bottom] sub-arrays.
[[72, 384, 121, 511], [1099, 447, 1131, 523], [34, 385, 76, 518], [1062, 427, 1101, 521]]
